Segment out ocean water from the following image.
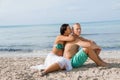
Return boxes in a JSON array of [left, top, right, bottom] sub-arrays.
[[0, 20, 120, 54]]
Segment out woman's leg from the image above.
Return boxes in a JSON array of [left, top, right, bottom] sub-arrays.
[[40, 63, 61, 76]]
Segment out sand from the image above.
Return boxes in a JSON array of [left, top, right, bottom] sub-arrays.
[[0, 51, 120, 80]]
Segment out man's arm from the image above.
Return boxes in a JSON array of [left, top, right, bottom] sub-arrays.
[[79, 36, 93, 42], [76, 39, 91, 48], [76, 39, 100, 49], [79, 36, 100, 48]]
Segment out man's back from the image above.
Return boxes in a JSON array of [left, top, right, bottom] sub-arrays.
[[63, 39, 79, 59]]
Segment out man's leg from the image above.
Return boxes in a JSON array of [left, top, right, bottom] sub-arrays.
[[92, 42, 101, 55], [71, 49, 88, 68], [92, 47, 107, 64], [83, 48, 107, 66], [89, 41, 103, 61], [94, 48, 101, 55]]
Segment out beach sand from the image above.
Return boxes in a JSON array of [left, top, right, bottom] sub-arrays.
[[0, 51, 120, 80]]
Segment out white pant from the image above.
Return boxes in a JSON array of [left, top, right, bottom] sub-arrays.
[[45, 53, 72, 71], [31, 53, 72, 71]]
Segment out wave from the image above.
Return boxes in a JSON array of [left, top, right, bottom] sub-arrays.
[[46, 33, 120, 38], [102, 45, 120, 50], [82, 32, 120, 35], [0, 48, 33, 52], [0, 45, 120, 53]]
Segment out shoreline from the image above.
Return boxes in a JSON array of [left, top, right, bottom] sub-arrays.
[[0, 50, 120, 58], [0, 50, 120, 80]]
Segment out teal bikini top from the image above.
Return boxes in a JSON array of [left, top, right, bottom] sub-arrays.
[[54, 44, 64, 50]]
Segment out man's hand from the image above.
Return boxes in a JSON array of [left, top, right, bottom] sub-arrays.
[[91, 42, 101, 50]]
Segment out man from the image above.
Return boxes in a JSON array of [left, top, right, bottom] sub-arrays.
[[64, 23, 107, 68]]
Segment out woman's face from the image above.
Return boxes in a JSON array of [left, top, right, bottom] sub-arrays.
[[65, 26, 72, 35]]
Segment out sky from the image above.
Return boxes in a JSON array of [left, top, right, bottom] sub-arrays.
[[0, 0, 120, 25]]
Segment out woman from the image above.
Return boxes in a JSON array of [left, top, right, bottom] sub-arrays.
[[31, 24, 74, 76]]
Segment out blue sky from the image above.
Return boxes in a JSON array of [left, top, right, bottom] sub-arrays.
[[0, 0, 120, 25]]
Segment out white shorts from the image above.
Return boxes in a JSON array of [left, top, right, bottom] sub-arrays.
[[44, 53, 72, 71], [31, 53, 72, 71]]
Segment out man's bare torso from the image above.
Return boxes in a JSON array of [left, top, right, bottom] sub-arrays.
[[63, 39, 80, 59]]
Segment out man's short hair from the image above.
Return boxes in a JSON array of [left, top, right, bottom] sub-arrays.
[[74, 23, 80, 26], [72, 23, 80, 30]]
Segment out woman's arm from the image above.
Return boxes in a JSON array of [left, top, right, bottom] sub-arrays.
[[57, 35, 75, 42]]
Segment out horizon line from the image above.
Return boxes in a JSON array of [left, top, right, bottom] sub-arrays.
[[0, 19, 120, 27]]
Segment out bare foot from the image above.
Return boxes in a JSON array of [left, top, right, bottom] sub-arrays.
[[40, 69, 44, 72], [39, 71, 47, 77], [97, 62, 108, 67]]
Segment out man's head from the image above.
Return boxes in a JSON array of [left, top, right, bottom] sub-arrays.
[[60, 24, 71, 36], [72, 23, 81, 36]]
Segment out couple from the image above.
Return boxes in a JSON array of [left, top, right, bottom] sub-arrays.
[[31, 23, 107, 76]]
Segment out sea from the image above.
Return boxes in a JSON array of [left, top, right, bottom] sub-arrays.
[[0, 20, 120, 56]]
